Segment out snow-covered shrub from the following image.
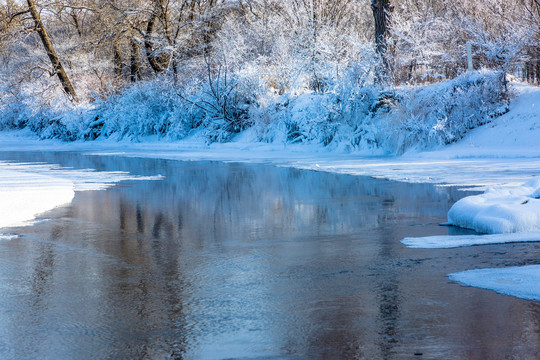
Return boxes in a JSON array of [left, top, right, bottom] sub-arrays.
[[0, 69, 85, 140], [195, 66, 258, 143], [383, 70, 508, 153], [243, 89, 347, 147], [282, 93, 342, 145], [0, 89, 27, 130], [332, 55, 381, 150], [247, 44, 382, 149], [87, 78, 200, 141], [248, 84, 378, 148]]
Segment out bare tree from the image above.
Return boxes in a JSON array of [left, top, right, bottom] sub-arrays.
[[26, 0, 79, 102]]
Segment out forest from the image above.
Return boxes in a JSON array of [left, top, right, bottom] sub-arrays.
[[1, 0, 539, 152]]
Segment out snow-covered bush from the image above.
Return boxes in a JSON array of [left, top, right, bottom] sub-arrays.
[[332, 56, 381, 150], [247, 44, 381, 149], [90, 78, 197, 140], [0, 68, 85, 140], [76, 62, 260, 143], [281, 93, 341, 145], [383, 70, 508, 153], [0, 89, 26, 130], [195, 66, 258, 143]]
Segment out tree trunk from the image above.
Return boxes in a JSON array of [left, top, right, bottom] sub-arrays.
[[26, 0, 79, 102], [130, 38, 142, 82], [144, 14, 165, 73], [536, 58, 540, 85], [371, 0, 392, 78], [112, 42, 123, 79]]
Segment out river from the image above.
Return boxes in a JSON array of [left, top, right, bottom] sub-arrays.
[[0, 152, 538, 359]]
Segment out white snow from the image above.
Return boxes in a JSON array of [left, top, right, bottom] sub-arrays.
[[402, 231, 540, 249], [0, 234, 18, 241], [449, 266, 540, 301], [0, 164, 74, 229], [447, 178, 540, 234], [0, 161, 163, 232]]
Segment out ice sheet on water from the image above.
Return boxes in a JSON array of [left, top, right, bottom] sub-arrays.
[[0, 161, 163, 230], [449, 265, 540, 301], [0, 161, 163, 191], [401, 231, 540, 249], [0, 166, 74, 229]]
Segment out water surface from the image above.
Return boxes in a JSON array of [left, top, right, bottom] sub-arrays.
[[0, 152, 539, 359]]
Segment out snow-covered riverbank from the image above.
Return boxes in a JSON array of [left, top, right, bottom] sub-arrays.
[[1, 84, 539, 188], [1, 83, 539, 301]]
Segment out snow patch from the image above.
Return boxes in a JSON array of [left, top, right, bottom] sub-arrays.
[[0, 167, 74, 228], [449, 265, 540, 301], [0, 234, 19, 241], [402, 232, 540, 249], [1, 162, 164, 191], [447, 178, 540, 233], [0, 161, 163, 230]]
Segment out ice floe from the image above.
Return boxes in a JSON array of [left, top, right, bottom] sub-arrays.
[[0, 167, 74, 229], [449, 266, 540, 301], [402, 231, 540, 249], [0, 161, 163, 231]]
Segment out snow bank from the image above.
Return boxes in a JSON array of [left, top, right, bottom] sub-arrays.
[[433, 84, 540, 158], [447, 178, 540, 233], [402, 231, 540, 249], [0, 161, 163, 231], [0, 167, 74, 229], [449, 266, 540, 301]]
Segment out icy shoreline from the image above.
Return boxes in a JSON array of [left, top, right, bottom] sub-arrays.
[[1, 84, 540, 301], [1, 129, 540, 188], [0, 163, 74, 230], [0, 160, 163, 233]]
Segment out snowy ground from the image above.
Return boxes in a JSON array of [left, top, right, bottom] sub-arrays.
[[1, 83, 539, 301]]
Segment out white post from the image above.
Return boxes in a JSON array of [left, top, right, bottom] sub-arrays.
[[467, 41, 473, 72]]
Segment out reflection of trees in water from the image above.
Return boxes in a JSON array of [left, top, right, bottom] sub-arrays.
[[72, 157, 449, 359], [0, 152, 464, 246], [374, 198, 401, 359], [21, 217, 191, 358], [66, 159, 458, 249], [30, 242, 56, 307], [109, 201, 189, 358], [1, 152, 476, 359]]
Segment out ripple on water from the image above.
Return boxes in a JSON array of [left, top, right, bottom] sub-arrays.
[[0, 154, 539, 359]]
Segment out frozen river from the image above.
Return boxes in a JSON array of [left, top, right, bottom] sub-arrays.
[[0, 152, 539, 359]]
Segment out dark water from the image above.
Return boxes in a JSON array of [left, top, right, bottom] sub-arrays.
[[0, 152, 539, 360]]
